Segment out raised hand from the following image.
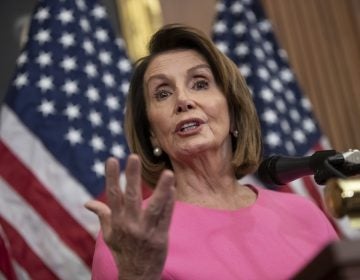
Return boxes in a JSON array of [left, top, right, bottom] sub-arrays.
[[85, 154, 176, 280]]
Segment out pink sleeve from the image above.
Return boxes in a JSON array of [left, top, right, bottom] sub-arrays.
[[91, 232, 119, 280]]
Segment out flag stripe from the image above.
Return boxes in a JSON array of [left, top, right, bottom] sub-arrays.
[[0, 227, 17, 280], [0, 216, 56, 279], [0, 178, 91, 278], [0, 140, 94, 267], [0, 105, 99, 237]]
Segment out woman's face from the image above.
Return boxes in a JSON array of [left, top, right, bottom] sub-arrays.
[[144, 49, 232, 160]]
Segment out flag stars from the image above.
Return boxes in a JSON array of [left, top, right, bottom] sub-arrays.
[[285, 141, 296, 155], [232, 23, 246, 35], [108, 119, 122, 135], [83, 39, 95, 54], [293, 129, 306, 143], [38, 99, 56, 116], [230, 2, 244, 14], [95, 28, 109, 42], [120, 81, 129, 94], [57, 9, 74, 24], [80, 17, 91, 32], [90, 135, 105, 152], [265, 132, 281, 147], [285, 90, 296, 103], [275, 99, 286, 113], [88, 110, 103, 126], [260, 88, 274, 102], [262, 109, 278, 124], [257, 67, 270, 80], [239, 64, 251, 77], [254, 47, 266, 60], [301, 98, 312, 111], [103, 72, 115, 87], [62, 80, 79, 95], [303, 118, 316, 133], [106, 95, 120, 110], [37, 75, 54, 92], [280, 68, 294, 82], [250, 29, 261, 41], [76, 0, 87, 11], [36, 52, 52, 67], [215, 41, 229, 54], [17, 52, 28, 66], [234, 43, 249, 56], [86, 86, 100, 102], [246, 11, 256, 22], [118, 59, 131, 72], [34, 7, 50, 22], [14, 73, 28, 88], [290, 109, 301, 122], [280, 120, 291, 133], [60, 56, 77, 72], [99, 50, 111, 64], [92, 160, 105, 177], [34, 29, 51, 44], [267, 59, 278, 71], [84, 62, 98, 78], [65, 127, 83, 145], [92, 5, 107, 19], [59, 32, 75, 48], [270, 78, 284, 92], [259, 20, 272, 33], [64, 104, 81, 120], [213, 20, 227, 34], [111, 144, 125, 158]]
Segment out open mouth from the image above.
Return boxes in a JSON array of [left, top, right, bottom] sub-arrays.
[[180, 121, 200, 132], [175, 119, 204, 133]]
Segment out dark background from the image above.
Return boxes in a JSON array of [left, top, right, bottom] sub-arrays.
[[0, 0, 119, 105]]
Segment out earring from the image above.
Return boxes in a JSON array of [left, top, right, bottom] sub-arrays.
[[153, 147, 162, 157], [232, 130, 239, 138]]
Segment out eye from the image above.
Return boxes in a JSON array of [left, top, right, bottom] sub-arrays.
[[192, 79, 209, 90], [154, 89, 171, 101]]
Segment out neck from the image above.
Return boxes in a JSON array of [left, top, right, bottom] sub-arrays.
[[171, 152, 255, 210]]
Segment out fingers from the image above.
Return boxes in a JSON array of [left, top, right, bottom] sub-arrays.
[[105, 157, 123, 216], [124, 155, 142, 219], [85, 200, 112, 238], [143, 170, 175, 232]]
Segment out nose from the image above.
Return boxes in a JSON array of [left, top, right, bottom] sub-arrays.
[[176, 99, 195, 113]]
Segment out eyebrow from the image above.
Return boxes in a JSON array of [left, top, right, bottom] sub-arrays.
[[146, 63, 211, 87]]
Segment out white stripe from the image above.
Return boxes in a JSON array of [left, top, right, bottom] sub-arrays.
[[288, 178, 312, 199], [0, 178, 91, 279], [0, 105, 99, 237], [13, 262, 31, 280], [0, 272, 6, 280]]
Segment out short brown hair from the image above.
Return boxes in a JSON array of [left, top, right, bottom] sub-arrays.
[[125, 24, 262, 188]]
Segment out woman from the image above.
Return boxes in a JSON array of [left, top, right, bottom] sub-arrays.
[[85, 24, 338, 280]]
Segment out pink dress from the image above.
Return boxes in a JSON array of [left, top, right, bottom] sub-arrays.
[[91, 186, 338, 280]]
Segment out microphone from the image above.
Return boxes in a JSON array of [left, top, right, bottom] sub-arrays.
[[257, 149, 360, 186]]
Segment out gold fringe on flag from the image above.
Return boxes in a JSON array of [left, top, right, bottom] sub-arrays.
[[115, 0, 163, 62]]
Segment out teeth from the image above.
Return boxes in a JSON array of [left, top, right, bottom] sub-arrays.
[[180, 122, 198, 132]]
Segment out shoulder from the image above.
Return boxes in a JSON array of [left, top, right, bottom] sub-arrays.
[[252, 185, 338, 237]]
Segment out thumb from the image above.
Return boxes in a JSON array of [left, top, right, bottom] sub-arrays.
[[85, 200, 112, 238]]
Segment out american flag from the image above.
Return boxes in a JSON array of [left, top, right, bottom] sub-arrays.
[[212, 0, 359, 238], [0, 0, 132, 278]]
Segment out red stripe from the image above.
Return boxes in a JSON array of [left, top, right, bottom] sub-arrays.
[[0, 229, 17, 280], [0, 141, 95, 267], [0, 216, 57, 279]]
